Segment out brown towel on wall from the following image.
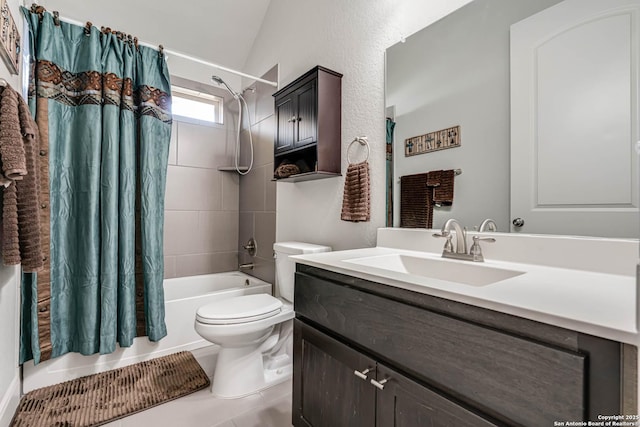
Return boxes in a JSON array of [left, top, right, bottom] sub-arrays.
[[400, 169, 456, 228], [0, 87, 27, 180], [400, 173, 432, 228], [341, 161, 370, 222], [433, 169, 455, 205], [0, 84, 43, 271]]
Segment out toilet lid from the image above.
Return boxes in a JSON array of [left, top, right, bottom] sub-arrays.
[[196, 294, 283, 325]]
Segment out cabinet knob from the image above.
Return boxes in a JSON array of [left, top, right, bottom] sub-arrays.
[[353, 368, 370, 380], [370, 378, 388, 390], [287, 116, 297, 123]]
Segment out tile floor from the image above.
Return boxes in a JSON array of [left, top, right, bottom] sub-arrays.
[[101, 367, 292, 427], [103, 377, 292, 427]]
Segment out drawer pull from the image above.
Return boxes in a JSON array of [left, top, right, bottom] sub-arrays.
[[370, 378, 388, 390], [353, 368, 370, 380]]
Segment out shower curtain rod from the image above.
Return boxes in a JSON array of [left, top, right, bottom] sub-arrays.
[[161, 49, 278, 87], [24, 4, 279, 88]]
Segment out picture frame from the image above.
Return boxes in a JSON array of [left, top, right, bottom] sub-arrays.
[[0, 0, 20, 75], [404, 125, 461, 157]]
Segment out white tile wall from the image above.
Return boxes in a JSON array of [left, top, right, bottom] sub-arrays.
[[239, 165, 267, 212], [237, 66, 278, 286], [163, 67, 277, 281], [164, 116, 240, 279], [164, 211, 200, 255], [198, 211, 240, 253], [177, 123, 231, 169], [165, 166, 223, 211], [221, 172, 240, 211], [174, 252, 237, 277], [254, 212, 276, 259]]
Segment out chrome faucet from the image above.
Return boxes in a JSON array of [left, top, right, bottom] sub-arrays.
[[440, 218, 467, 254], [479, 219, 498, 232], [433, 218, 495, 262]]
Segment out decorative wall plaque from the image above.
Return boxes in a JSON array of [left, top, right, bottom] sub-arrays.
[[404, 125, 460, 156], [0, 0, 20, 75]]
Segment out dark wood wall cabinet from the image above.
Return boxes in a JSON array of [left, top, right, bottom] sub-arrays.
[[293, 264, 637, 427], [273, 66, 342, 182]]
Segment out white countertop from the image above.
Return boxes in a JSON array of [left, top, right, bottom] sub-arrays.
[[292, 233, 638, 345]]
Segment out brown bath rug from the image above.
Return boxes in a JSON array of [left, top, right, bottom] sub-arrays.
[[11, 351, 210, 427]]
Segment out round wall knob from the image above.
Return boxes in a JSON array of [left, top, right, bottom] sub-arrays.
[[512, 218, 525, 227]]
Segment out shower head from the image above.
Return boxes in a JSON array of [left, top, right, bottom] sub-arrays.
[[211, 75, 239, 99]]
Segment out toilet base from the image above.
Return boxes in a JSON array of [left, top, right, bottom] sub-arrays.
[[210, 352, 292, 399], [210, 323, 293, 399]]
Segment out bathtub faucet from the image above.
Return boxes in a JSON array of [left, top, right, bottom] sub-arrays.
[[239, 263, 254, 270]]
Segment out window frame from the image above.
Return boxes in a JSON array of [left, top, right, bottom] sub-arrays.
[[171, 85, 224, 125]]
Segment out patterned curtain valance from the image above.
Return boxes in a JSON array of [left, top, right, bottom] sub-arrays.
[[34, 59, 171, 123]]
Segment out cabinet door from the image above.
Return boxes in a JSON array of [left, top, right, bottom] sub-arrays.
[[293, 320, 376, 427], [293, 80, 317, 148], [376, 364, 499, 427], [275, 95, 295, 154]]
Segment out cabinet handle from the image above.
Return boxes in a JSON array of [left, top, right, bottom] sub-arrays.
[[297, 117, 302, 121], [287, 116, 296, 123], [370, 378, 388, 390], [353, 368, 370, 380]]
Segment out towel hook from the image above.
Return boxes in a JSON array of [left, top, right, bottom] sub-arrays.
[[347, 136, 370, 164]]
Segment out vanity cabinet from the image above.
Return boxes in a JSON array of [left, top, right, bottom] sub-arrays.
[[293, 264, 635, 427], [273, 66, 342, 182], [294, 319, 498, 427]]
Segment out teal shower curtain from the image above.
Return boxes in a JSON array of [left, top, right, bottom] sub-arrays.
[[20, 7, 172, 364]]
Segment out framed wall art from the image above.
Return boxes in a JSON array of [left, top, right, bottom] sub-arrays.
[[0, 0, 20, 75], [404, 125, 460, 157]]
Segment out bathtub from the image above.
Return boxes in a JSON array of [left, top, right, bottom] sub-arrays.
[[22, 272, 272, 393]]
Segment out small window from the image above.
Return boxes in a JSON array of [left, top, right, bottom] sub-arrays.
[[171, 86, 224, 124]]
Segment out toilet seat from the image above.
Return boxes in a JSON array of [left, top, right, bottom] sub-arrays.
[[196, 294, 283, 325]]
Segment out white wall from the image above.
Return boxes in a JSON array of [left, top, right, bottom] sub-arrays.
[[0, 1, 24, 423], [243, 0, 473, 250]]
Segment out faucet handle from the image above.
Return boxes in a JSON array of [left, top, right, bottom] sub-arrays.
[[433, 233, 454, 253], [469, 236, 495, 261]]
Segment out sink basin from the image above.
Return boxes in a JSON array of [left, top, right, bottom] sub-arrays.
[[344, 254, 525, 286]]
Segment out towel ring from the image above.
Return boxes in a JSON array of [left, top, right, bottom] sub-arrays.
[[347, 136, 370, 164]]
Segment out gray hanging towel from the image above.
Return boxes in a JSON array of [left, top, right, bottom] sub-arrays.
[[341, 161, 370, 222]]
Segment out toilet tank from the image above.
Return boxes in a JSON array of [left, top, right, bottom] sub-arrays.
[[273, 242, 331, 303]]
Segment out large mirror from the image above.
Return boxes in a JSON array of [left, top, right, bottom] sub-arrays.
[[385, 0, 639, 238]]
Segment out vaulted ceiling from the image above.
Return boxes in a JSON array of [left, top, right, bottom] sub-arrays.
[[36, 0, 272, 71]]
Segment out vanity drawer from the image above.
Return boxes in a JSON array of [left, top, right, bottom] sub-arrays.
[[294, 271, 586, 426]]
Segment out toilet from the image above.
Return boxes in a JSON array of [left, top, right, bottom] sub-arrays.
[[194, 241, 331, 398]]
